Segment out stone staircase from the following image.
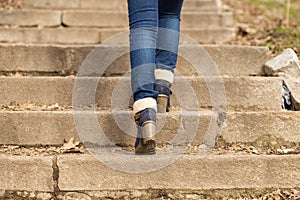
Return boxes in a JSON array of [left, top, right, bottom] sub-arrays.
[[0, 0, 300, 199], [0, 0, 235, 44]]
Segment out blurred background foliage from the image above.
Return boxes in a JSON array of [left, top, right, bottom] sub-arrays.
[[223, 0, 300, 56]]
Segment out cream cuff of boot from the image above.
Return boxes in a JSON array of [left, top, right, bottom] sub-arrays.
[[133, 97, 157, 115], [155, 69, 174, 84]]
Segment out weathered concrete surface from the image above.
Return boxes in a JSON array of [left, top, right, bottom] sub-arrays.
[[0, 27, 101, 44], [265, 48, 300, 77], [0, 44, 270, 76], [22, 0, 126, 10], [62, 11, 232, 29], [62, 11, 128, 28], [22, 0, 219, 11], [0, 156, 54, 191], [182, 28, 235, 44], [22, 0, 82, 9], [22, 0, 220, 11], [0, 111, 78, 145], [0, 111, 220, 146], [0, 44, 69, 73], [0, 9, 61, 27], [57, 154, 300, 190], [179, 45, 269, 76], [0, 27, 235, 44], [222, 111, 300, 144], [0, 76, 282, 111], [183, 0, 221, 11], [0, 111, 299, 146], [182, 12, 233, 28]]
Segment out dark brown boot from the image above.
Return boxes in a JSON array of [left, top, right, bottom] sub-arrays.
[[134, 108, 156, 155]]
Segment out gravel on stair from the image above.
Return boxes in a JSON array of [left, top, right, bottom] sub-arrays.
[[0, 0, 22, 10], [0, 103, 72, 111], [0, 144, 86, 156], [1, 142, 300, 156], [1, 188, 300, 200]]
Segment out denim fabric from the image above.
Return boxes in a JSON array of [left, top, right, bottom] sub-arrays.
[[128, 0, 184, 101], [155, 79, 171, 96]]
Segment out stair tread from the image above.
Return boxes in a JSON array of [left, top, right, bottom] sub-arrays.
[[0, 44, 270, 76], [0, 26, 236, 44], [0, 76, 282, 111], [0, 110, 298, 146], [56, 153, 300, 190], [1, 152, 299, 195], [21, 0, 220, 11]]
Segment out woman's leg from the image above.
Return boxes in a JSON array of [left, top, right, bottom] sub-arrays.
[[127, 0, 159, 154], [155, 0, 184, 112], [128, 0, 158, 111]]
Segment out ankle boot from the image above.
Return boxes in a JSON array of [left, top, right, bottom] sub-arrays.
[[155, 79, 171, 113], [134, 108, 156, 155]]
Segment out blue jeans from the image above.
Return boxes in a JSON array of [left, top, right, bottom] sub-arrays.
[[127, 0, 184, 107]]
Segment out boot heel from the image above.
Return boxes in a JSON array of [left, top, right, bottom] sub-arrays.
[[157, 94, 168, 113], [134, 108, 156, 155], [135, 121, 156, 155], [141, 121, 156, 142]]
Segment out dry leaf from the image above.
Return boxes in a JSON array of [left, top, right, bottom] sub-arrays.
[[61, 137, 83, 153]]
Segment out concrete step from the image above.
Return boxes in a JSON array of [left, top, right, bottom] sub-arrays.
[[0, 155, 54, 192], [183, 0, 221, 11], [0, 76, 282, 111], [22, 0, 221, 12], [0, 27, 236, 44], [182, 28, 235, 44], [0, 27, 102, 44], [57, 154, 300, 191], [1, 154, 300, 196], [62, 10, 233, 29], [0, 44, 269, 76], [0, 110, 297, 146], [0, 9, 61, 27], [22, 0, 128, 10], [0, 9, 232, 29]]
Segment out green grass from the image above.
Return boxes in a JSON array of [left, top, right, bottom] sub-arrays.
[[246, 0, 300, 55], [248, 0, 284, 9], [265, 26, 300, 54], [247, 0, 300, 24]]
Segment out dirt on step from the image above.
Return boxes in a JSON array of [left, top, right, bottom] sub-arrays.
[[0, 0, 21, 9], [2, 141, 300, 157], [2, 188, 300, 200]]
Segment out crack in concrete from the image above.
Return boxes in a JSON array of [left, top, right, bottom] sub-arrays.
[[52, 156, 60, 200]]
